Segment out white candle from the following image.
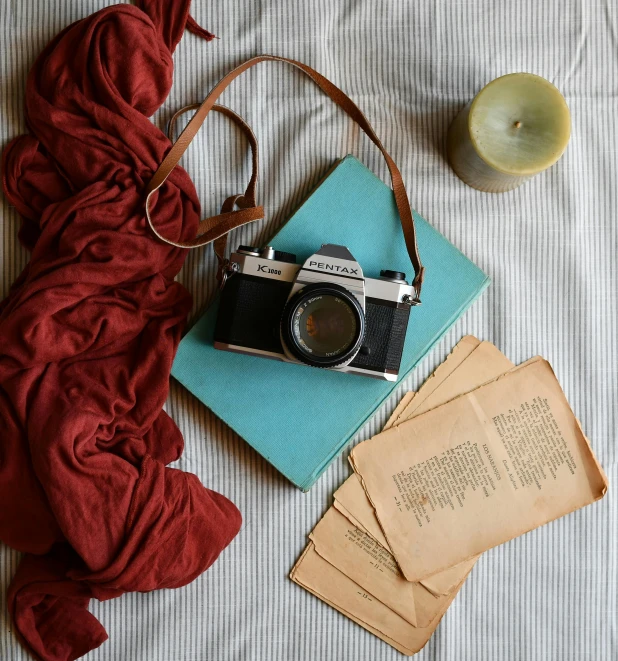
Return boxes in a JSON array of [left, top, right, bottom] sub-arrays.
[[447, 73, 571, 193]]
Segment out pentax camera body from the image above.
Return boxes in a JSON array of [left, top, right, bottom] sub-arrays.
[[214, 244, 419, 381]]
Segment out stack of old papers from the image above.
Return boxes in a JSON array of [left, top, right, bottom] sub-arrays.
[[290, 337, 608, 655]]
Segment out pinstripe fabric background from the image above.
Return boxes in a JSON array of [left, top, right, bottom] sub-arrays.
[[1, 1, 617, 659]]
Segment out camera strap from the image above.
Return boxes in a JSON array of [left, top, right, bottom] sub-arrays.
[[145, 55, 425, 299], [165, 102, 261, 278]]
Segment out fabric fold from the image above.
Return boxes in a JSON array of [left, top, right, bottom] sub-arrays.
[[0, 2, 240, 659]]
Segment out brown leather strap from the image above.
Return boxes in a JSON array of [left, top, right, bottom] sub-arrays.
[[145, 55, 424, 297], [146, 103, 262, 252], [164, 104, 260, 280], [167, 104, 259, 208]]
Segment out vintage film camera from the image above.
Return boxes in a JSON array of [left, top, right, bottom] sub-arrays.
[[213, 244, 418, 381]]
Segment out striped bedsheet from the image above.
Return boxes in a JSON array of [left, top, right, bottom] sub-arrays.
[[1, 1, 616, 659]]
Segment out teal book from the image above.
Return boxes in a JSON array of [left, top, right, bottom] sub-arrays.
[[172, 156, 489, 490]]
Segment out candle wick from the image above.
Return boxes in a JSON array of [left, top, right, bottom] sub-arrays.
[[514, 121, 522, 129]]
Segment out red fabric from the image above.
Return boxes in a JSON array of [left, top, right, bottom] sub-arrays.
[[0, 2, 240, 660]]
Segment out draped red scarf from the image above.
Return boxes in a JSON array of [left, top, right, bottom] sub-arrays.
[[0, 2, 242, 659]]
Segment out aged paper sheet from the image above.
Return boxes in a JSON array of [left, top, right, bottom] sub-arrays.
[[350, 357, 608, 582], [389, 335, 481, 429], [392, 339, 515, 425], [334, 475, 476, 597], [334, 476, 391, 548], [310, 506, 456, 627], [387, 390, 417, 428], [335, 337, 514, 595], [290, 542, 469, 655]]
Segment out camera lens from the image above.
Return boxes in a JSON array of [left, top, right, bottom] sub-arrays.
[[297, 295, 357, 355], [281, 284, 364, 368]]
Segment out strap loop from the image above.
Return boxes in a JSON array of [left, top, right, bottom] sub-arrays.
[[146, 102, 261, 253], [145, 55, 424, 299]]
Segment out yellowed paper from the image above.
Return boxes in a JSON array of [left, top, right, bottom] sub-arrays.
[[336, 337, 513, 595], [290, 544, 416, 656], [339, 337, 501, 552], [334, 475, 391, 548], [390, 335, 480, 428], [332, 499, 379, 541], [385, 390, 416, 430], [350, 357, 609, 582], [310, 507, 418, 625], [396, 339, 515, 422], [290, 542, 468, 655], [310, 506, 456, 627], [334, 475, 476, 597], [289, 337, 503, 650]]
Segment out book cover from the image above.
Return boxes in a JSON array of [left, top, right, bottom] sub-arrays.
[[171, 156, 490, 490]]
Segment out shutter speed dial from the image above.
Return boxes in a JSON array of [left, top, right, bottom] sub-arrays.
[[237, 245, 297, 263], [258, 246, 297, 263]]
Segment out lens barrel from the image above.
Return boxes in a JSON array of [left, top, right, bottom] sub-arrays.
[[281, 283, 365, 368]]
